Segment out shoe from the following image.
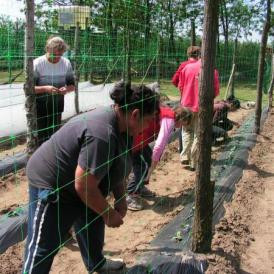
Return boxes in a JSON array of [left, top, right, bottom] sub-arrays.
[[127, 195, 143, 211], [95, 258, 125, 273], [139, 186, 156, 198], [181, 159, 189, 165], [184, 166, 195, 172]]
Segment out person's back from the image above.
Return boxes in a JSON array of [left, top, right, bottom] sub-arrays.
[[172, 59, 197, 87], [172, 46, 201, 88], [178, 60, 201, 112], [27, 106, 131, 198], [179, 60, 220, 112]]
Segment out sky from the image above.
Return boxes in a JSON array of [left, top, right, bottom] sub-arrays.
[[0, 0, 25, 20], [0, 0, 263, 42]]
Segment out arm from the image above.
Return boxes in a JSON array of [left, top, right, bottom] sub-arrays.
[[172, 64, 183, 87], [59, 61, 75, 94], [178, 68, 186, 95], [214, 69, 220, 98], [35, 85, 60, 94], [112, 181, 127, 218], [151, 118, 175, 169], [75, 165, 123, 227]]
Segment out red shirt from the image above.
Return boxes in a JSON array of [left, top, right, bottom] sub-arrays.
[[178, 59, 220, 112], [171, 58, 198, 87], [133, 107, 175, 153], [213, 101, 230, 122]]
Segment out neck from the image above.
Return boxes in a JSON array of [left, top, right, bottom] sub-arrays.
[[114, 105, 128, 133], [46, 53, 59, 64]]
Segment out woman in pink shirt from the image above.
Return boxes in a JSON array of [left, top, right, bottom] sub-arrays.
[[127, 106, 193, 211]]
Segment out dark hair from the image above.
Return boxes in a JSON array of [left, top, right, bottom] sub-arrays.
[[227, 95, 240, 109], [187, 46, 201, 58], [174, 106, 192, 124], [110, 82, 160, 116]]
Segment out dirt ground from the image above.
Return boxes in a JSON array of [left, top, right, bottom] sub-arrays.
[[0, 107, 257, 274], [207, 109, 274, 274]]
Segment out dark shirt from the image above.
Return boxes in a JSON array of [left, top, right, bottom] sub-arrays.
[[26, 106, 132, 201]]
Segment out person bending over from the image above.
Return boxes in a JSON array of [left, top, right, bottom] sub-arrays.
[[212, 95, 241, 142], [127, 106, 192, 211], [22, 82, 160, 274]]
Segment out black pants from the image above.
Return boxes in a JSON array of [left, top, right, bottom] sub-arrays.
[[178, 126, 183, 153], [127, 145, 152, 194], [212, 118, 233, 141], [36, 95, 64, 146], [23, 186, 106, 274], [36, 111, 62, 146]]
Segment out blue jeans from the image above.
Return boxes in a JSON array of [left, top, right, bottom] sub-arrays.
[[127, 145, 152, 194], [23, 185, 106, 274]]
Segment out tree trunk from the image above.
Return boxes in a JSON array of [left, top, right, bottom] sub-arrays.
[[220, 0, 228, 65], [24, 0, 38, 155], [191, 18, 196, 46], [144, 0, 151, 70], [255, 0, 271, 134], [217, 26, 220, 54], [84, 17, 89, 81], [268, 54, 274, 111], [168, 0, 175, 55], [229, 37, 238, 97], [123, 29, 131, 85], [156, 36, 162, 84], [192, 0, 219, 253], [268, 74, 274, 111], [74, 22, 80, 114]]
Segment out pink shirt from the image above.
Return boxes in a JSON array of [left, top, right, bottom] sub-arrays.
[[152, 118, 175, 162], [178, 60, 220, 112], [171, 58, 198, 87]]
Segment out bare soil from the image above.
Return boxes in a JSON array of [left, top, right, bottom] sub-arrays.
[[207, 110, 274, 274], [0, 108, 256, 274]]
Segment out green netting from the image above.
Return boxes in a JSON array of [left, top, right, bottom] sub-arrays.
[[0, 0, 273, 273]]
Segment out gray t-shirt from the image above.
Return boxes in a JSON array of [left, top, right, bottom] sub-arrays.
[[34, 55, 75, 112], [34, 55, 75, 88], [26, 106, 132, 200]]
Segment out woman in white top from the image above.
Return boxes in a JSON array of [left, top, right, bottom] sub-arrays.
[[33, 36, 75, 145]]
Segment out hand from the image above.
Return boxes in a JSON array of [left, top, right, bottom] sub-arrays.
[[114, 198, 127, 219], [103, 208, 124, 228], [234, 122, 240, 128], [45, 85, 60, 94], [145, 161, 158, 183], [59, 86, 68, 95]]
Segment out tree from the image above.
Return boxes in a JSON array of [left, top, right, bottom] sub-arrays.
[[255, 0, 272, 134], [192, 0, 219, 253], [24, 0, 38, 155]]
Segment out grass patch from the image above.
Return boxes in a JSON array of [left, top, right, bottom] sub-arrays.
[[0, 69, 25, 83], [156, 80, 268, 105], [0, 71, 268, 106]]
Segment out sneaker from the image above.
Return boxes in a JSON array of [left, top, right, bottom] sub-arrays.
[[95, 258, 125, 273], [180, 159, 189, 165], [184, 166, 195, 172], [139, 186, 156, 198], [127, 195, 143, 211]]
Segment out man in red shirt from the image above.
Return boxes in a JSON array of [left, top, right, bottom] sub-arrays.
[[178, 55, 220, 170], [172, 46, 201, 88], [172, 46, 200, 153]]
